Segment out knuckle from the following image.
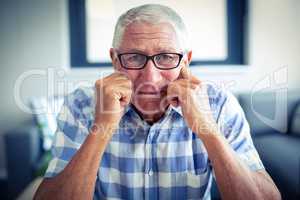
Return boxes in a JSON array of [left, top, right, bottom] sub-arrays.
[[95, 79, 101, 88], [103, 85, 112, 93], [168, 82, 175, 89], [127, 80, 133, 87]]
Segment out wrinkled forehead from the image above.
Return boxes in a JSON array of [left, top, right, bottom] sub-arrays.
[[119, 21, 184, 52]]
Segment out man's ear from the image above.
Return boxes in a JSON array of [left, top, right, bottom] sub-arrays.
[[110, 48, 119, 70], [186, 50, 192, 66], [182, 50, 192, 67]]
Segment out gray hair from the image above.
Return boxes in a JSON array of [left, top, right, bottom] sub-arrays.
[[112, 4, 190, 51]]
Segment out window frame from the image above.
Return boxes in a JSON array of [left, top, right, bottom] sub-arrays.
[[69, 0, 247, 67]]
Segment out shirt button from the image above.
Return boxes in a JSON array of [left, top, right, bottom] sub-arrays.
[[148, 170, 153, 176]]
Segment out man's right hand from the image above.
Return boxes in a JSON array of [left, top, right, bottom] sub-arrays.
[[34, 72, 132, 200], [94, 72, 132, 133]]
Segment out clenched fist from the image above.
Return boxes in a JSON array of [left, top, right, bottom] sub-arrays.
[[167, 67, 218, 138], [94, 72, 132, 132]]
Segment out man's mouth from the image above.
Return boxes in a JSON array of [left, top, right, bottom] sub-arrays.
[[135, 84, 168, 97], [137, 91, 160, 95]]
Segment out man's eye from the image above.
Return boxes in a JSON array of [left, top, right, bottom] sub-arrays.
[[127, 55, 142, 62], [158, 54, 175, 61]]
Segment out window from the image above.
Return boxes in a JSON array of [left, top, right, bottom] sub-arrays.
[[69, 0, 246, 67]]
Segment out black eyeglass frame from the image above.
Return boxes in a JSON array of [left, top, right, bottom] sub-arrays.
[[117, 53, 184, 70]]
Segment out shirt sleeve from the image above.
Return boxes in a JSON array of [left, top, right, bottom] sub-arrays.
[[44, 88, 91, 178], [216, 90, 265, 171]]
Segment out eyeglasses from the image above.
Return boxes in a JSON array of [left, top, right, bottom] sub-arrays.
[[117, 53, 183, 70]]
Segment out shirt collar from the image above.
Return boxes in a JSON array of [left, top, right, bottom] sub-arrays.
[[124, 103, 183, 119], [169, 105, 183, 116]]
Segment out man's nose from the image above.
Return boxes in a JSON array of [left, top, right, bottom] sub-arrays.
[[140, 59, 162, 82]]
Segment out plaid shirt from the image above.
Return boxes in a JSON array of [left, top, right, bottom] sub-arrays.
[[45, 84, 264, 200]]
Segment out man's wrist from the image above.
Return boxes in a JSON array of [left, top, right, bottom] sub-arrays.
[[89, 122, 117, 140], [193, 120, 221, 140]]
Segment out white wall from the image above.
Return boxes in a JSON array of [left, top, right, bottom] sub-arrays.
[[0, 0, 69, 177], [0, 0, 299, 177], [247, 0, 300, 89]]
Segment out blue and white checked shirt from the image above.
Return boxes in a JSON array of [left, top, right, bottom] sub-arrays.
[[45, 84, 264, 200]]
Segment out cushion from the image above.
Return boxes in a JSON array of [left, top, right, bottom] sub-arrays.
[[238, 90, 300, 136], [290, 101, 300, 136], [29, 96, 63, 150], [253, 133, 300, 199]]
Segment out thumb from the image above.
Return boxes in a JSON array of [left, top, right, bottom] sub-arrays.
[[179, 66, 191, 79]]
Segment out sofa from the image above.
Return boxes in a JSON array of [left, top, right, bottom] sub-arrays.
[[238, 90, 300, 200], [3, 126, 43, 200], [3, 90, 300, 200]]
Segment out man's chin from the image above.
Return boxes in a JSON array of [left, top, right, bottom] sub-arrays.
[[131, 98, 168, 115]]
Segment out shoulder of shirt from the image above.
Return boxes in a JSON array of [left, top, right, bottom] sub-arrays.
[[206, 83, 227, 105], [206, 83, 239, 112], [206, 83, 245, 124], [62, 86, 95, 120], [72, 85, 94, 97]]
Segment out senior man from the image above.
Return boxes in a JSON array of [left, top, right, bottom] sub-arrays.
[[35, 4, 280, 200]]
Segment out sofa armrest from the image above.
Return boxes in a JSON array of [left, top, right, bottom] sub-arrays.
[[4, 125, 42, 199]]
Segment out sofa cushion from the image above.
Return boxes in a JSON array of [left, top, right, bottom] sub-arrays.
[[29, 96, 63, 150], [238, 90, 300, 136], [290, 101, 300, 136], [4, 126, 41, 199], [253, 133, 300, 199]]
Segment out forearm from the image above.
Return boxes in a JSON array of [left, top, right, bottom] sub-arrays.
[[200, 133, 280, 200], [34, 125, 112, 200]]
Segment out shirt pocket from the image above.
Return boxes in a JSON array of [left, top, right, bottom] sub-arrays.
[[188, 153, 209, 175], [174, 171, 210, 200]]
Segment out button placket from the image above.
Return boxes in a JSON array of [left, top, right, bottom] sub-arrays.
[[144, 125, 157, 200]]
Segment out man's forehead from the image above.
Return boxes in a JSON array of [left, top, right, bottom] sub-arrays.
[[125, 21, 174, 32], [119, 22, 182, 52], [118, 46, 180, 53], [123, 22, 176, 38]]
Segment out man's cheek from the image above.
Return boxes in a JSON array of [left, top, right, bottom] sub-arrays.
[[118, 69, 136, 81], [162, 70, 181, 81], [128, 73, 139, 84]]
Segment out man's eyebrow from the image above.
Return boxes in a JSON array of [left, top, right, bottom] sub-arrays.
[[119, 49, 147, 54], [119, 48, 181, 54], [154, 47, 178, 52]]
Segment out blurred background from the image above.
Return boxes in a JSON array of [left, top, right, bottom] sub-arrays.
[[0, 0, 299, 199]]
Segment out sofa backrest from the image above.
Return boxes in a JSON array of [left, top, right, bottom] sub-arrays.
[[237, 89, 300, 136]]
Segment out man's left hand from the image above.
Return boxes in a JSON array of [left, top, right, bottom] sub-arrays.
[[167, 67, 219, 138]]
